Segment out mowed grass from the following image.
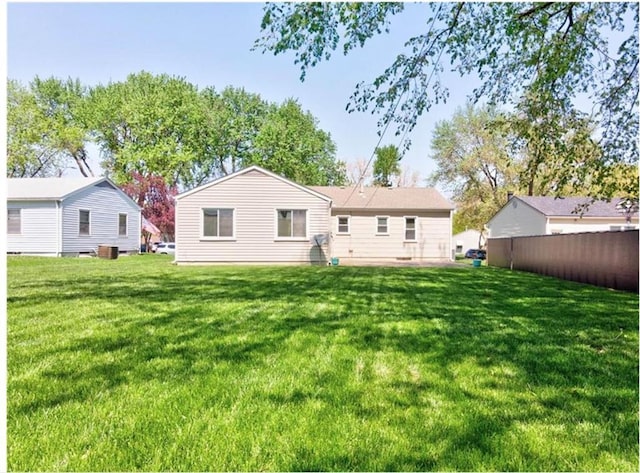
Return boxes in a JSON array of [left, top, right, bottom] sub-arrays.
[[7, 255, 639, 471]]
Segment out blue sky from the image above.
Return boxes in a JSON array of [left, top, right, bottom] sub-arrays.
[[7, 2, 479, 188]]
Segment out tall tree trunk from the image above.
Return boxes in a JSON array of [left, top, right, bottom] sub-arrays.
[[73, 148, 94, 177]]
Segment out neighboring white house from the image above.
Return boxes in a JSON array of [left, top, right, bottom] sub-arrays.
[[7, 177, 141, 256], [174, 165, 455, 264], [486, 195, 639, 238], [453, 229, 486, 255], [310, 185, 455, 263]]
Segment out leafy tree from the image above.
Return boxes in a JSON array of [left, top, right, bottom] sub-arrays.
[[31, 76, 95, 177], [248, 98, 347, 185], [86, 71, 204, 187], [84, 72, 344, 187], [255, 2, 639, 198], [7, 79, 60, 177], [7, 78, 93, 177], [197, 86, 270, 181], [506, 90, 609, 197], [120, 172, 177, 243], [372, 144, 400, 187], [11, 71, 347, 188], [429, 103, 520, 233]]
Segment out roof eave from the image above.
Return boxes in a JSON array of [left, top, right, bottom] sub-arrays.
[[332, 206, 455, 212]]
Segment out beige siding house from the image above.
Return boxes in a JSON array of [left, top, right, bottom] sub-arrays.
[[487, 196, 639, 238], [175, 166, 455, 265], [175, 166, 332, 264], [311, 185, 455, 263]]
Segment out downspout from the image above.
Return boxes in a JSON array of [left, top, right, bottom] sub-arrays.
[[56, 200, 62, 256], [326, 200, 333, 265], [138, 208, 142, 255], [449, 209, 454, 261]]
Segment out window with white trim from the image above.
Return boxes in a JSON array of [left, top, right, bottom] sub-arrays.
[[337, 216, 350, 234], [277, 209, 307, 238], [404, 217, 416, 241], [376, 216, 389, 234], [79, 210, 90, 236], [118, 213, 128, 236], [8, 209, 21, 235], [203, 208, 234, 238]]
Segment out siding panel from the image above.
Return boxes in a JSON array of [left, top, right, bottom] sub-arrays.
[[176, 171, 330, 263], [330, 210, 451, 261], [488, 199, 547, 237], [7, 201, 58, 254], [62, 182, 141, 254]]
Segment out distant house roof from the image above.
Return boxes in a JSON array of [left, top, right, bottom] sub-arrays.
[[310, 185, 455, 211], [8, 177, 106, 200], [142, 217, 161, 235], [7, 176, 140, 209], [515, 196, 629, 218]]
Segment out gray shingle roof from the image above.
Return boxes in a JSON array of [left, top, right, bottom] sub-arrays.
[[7, 177, 105, 200], [310, 186, 455, 210], [517, 196, 629, 217]]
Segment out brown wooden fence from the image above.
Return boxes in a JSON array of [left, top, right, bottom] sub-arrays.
[[487, 230, 638, 292]]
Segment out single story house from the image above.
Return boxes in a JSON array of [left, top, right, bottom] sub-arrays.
[[453, 229, 486, 255], [7, 177, 141, 256], [174, 165, 454, 264], [486, 195, 639, 238]]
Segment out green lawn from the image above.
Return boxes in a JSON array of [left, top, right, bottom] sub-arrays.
[[7, 255, 639, 471]]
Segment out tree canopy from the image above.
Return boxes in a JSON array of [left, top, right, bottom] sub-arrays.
[[87, 72, 204, 187], [7, 72, 347, 189], [430, 102, 639, 233], [255, 2, 639, 200], [7, 77, 94, 177], [120, 172, 177, 242], [372, 144, 401, 187], [428, 104, 520, 233], [248, 98, 345, 186]]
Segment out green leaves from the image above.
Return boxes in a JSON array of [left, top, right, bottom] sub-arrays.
[[249, 98, 345, 186], [254, 2, 403, 81], [429, 103, 518, 233], [7, 78, 93, 177], [372, 144, 401, 187], [8, 71, 346, 188], [256, 2, 638, 170], [86, 72, 204, 187]]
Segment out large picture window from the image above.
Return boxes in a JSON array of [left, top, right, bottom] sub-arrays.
[[79, 210, 90, 236], [277, 209, 307, 238], [118, 213, 128, 236], [203, 208, 234, 238], [7, 209, 21, 235]]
